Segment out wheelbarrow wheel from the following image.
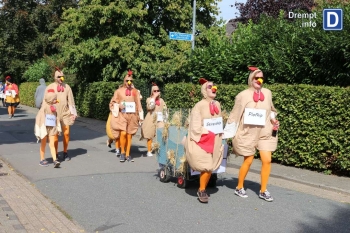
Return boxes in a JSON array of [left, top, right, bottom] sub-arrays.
[[159, 166, 171, 183], [207, 173, 217, 187], [177, 176, 187, 188]]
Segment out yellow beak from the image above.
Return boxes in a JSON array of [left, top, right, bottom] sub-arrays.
[[127, 81, 131, 85], [257, 78, 263, 84], [60, 77, 64, 82]]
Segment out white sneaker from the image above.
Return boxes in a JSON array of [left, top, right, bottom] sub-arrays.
[[147, 152, 153, 157], [115, 149, 121, 157]]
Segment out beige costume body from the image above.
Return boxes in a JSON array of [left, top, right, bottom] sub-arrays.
[[34, 92, 61, 140], [185, 99, 223, 172], [109, 87, 142, 136], [228, 87, 277, 156], [45, 83, 76, 126], [141, 97, 166, 139]]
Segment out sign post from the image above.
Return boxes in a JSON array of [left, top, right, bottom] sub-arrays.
[[168, 0, 196, 50], [192, 0, 196, 50], [169, 32, 193, 41]]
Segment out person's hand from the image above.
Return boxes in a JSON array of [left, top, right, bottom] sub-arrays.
[[119, 103, 125, 110], [153, 92, 160, 98], [272, 119, 280, 129]]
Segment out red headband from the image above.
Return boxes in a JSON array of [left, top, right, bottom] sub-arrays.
[[199, 78, 208, 85], [248, 66, 259, 71]]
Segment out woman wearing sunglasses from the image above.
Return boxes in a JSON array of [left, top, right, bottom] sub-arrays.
[[185, 78, 223, 203], [223, 67, 280, 202], [141, 83, 167, 157]]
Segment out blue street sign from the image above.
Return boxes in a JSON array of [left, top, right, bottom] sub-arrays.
[[169, 32, 193, 41]]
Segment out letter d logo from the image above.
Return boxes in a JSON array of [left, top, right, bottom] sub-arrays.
[[323, 9, 343, 30]]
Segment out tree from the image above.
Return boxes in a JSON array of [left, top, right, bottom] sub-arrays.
[[0, 0, 78, 82], [50, 0, 221, 84], [234, 0, 315, 24]]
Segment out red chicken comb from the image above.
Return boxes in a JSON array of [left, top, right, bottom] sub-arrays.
[[199, 78, 208, 85], [248, 66, 259, 71], [127, 70, 133, 76], [47, 89, 55, 93], [55, 67, 61, 72], [152, 82, 158, 86], [5, 76, 11, 81]]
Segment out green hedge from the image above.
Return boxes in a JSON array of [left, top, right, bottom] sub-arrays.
[[19, 82, 37, 107], [19, 81, 350, 176], [165, 83, 350, 176]]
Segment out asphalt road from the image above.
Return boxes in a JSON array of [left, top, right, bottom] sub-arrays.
[[1, 105, 349, 233]]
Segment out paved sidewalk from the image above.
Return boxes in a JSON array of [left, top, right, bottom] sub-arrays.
[[0, 160, 85, 233]]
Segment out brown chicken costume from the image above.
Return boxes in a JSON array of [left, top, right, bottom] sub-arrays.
[[223, 66, 279, 202], [185, 78, 223, 203], [45, 68, 77, 161], [109, 70, 143, 162], [141, 83, 167, 157], [35, 89, 62, 168]]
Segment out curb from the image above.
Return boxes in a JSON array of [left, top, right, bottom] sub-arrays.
[[226, 163, 350, 196]]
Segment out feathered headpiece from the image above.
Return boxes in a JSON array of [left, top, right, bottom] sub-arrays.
[[5, 76, 12, 83], [199, 78, 208, 85], [248, 66, 259, 72]]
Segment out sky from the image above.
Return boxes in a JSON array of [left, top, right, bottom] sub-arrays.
[[217, 0, 247, 23]]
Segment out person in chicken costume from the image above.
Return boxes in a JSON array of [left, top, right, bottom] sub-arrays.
[[223, 66, 279, 202], [34, 89, 62, 168], [4, 76, 20, 118], [45, 67, 77, 161], [109, 70, 143, 162], [141, 82, 167, 157], [185, 78, 224, 203], [106, 83, 143, 156]]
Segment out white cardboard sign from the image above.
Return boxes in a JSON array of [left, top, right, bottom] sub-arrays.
[[45, 114, 56, 127], [203, 117, 223, 134], [243, 108, 266, 126]]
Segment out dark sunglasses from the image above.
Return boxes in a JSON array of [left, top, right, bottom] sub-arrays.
[[254, 77, 264, 80], [153, 90, 160, 92], [126, 79, 133, 82]]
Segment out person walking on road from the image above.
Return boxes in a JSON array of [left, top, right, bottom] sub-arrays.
[[141, 83, 167, 157], [108, 70, 143, 162], [35, 78, 47, 109], [185, 78, 223, 203], [4, 76, 20, 118], [0, 81, 5, 107], [34, 89, 62, 168], [46, 68, 77, 162], [223, 66, 280, 202], [106, 83, 142, 156]]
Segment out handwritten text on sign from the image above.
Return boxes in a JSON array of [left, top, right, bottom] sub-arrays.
[[243, 108, 266, 126], [45, 114, 56, 127], [203, 117, 223, 134], [124, 102, 136, 113]]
